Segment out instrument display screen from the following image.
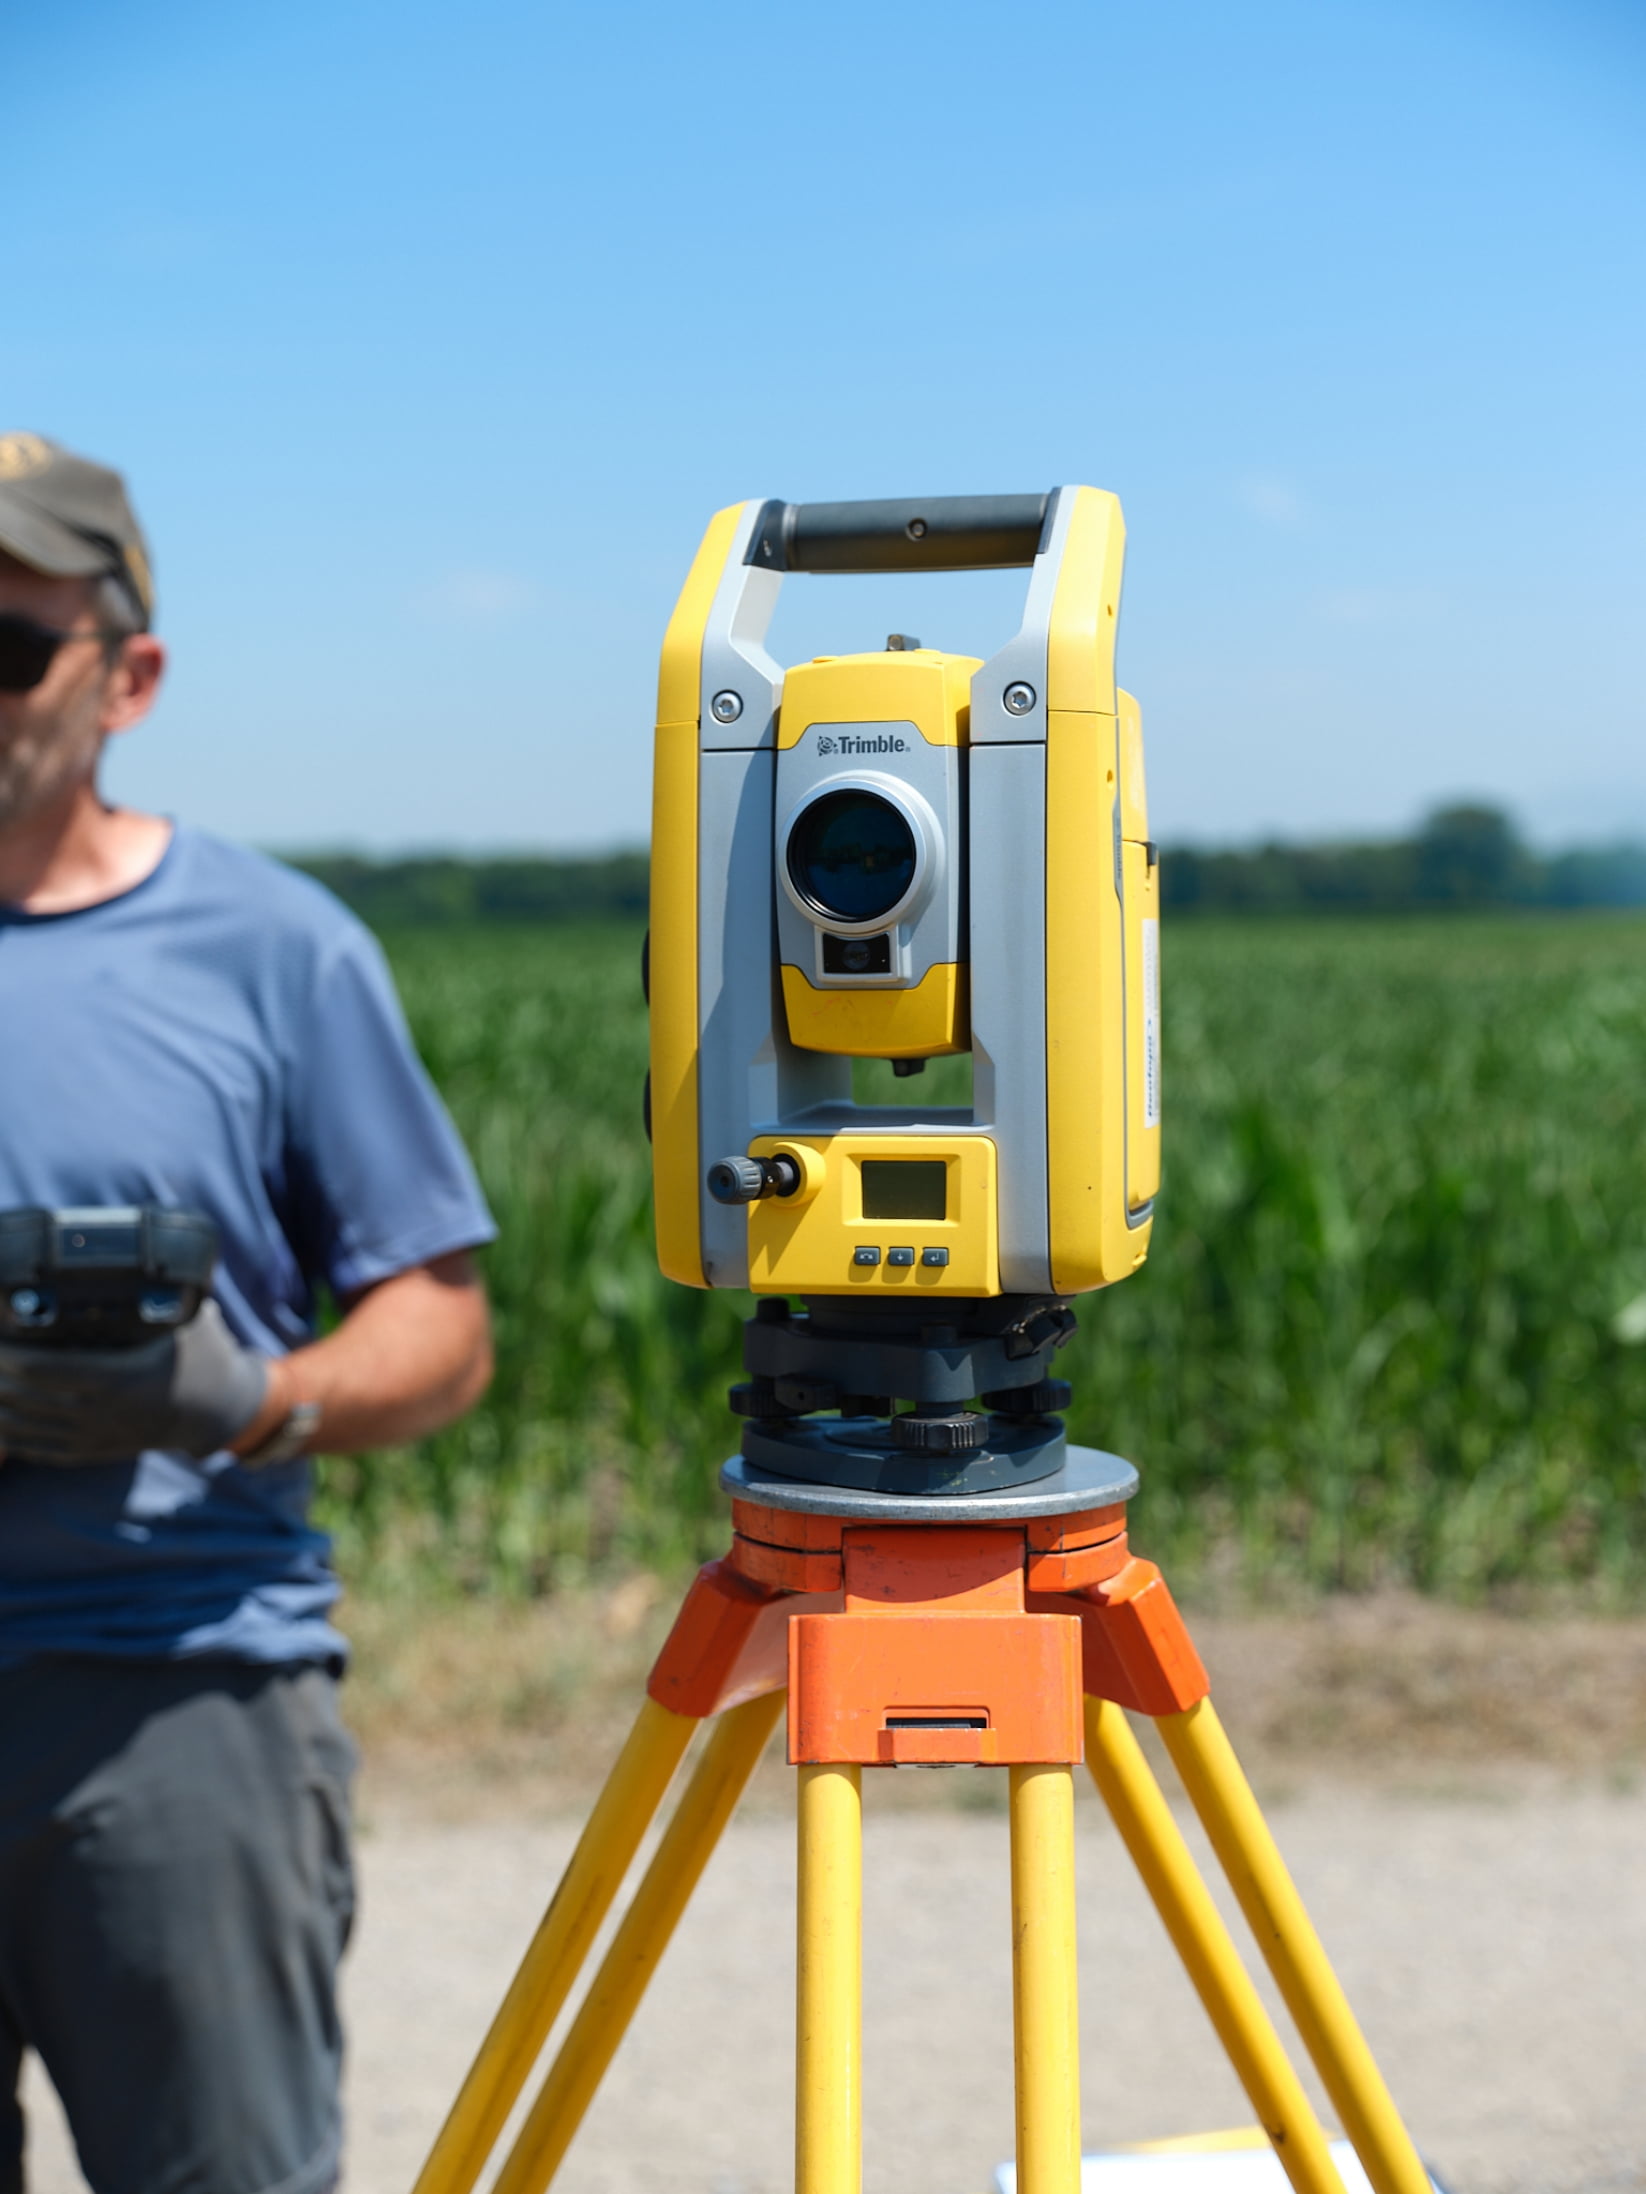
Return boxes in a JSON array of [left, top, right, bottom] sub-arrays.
[[859, 1160, 947, 1221]]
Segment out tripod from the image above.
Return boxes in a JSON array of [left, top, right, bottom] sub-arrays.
[[411, 1309, 1432, 2194]]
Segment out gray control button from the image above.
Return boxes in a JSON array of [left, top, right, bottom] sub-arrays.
[[921, 1246, 950, 1267], [886, 1246, 916, 1268], [853, 1246, 882, 1267]]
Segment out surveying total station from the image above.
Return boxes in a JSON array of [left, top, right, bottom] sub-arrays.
[[414, 497, 1436, 2194], [651, 486, 1159, 1500], [652, 485, 1158, 1309]]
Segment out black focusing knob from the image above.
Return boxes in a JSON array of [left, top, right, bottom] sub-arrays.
[[708, 1157, 768, 1205], [707, 1154, 803, 1205], [890, 1409, 988, 1454]]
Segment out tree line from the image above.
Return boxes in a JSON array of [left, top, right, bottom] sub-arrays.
[[1161, 805, 1646, 913], [288, 849, 649, 926], [286, 807, 1646, 926]]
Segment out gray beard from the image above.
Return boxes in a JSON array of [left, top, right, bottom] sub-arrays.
[[0, 711, 103, 833]]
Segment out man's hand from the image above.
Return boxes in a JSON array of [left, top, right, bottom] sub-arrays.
[[0, 1300, 269, 1466], [0, 1251, 492, 1468]]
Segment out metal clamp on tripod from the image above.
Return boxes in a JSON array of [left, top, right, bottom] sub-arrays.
[[413, 491, 1436, 2194]]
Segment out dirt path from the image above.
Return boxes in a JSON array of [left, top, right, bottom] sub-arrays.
[[21, 1771, 1646, 2194]]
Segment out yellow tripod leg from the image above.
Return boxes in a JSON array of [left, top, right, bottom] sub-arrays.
[[796, 1764, 863, 2194], [412, 1695, 696, 2194], [1010, 1764, 1083, 2194], [1159, 1701, 1430, 2194], [1084, 1700, 1345, 2194], [489, 1689, 785, 2194]]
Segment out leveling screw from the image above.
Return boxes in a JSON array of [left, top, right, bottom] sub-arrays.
[[891, 1409, 986, 1454], [981, 1377, 1072, 1418]]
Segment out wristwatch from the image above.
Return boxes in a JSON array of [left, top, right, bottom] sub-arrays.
[[238, 1399, 323, 1469]]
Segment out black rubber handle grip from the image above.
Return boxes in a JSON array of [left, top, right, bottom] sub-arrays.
[[745, 494, 1053, 575]]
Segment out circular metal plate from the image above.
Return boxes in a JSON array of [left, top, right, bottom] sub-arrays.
[[720, 1443, 1139, 1521]]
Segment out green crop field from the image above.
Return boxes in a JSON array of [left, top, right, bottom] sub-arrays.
[[316, 914, 1646, 1604]]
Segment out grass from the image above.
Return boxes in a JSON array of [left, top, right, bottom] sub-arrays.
[[315, 913, 1646, 1606]]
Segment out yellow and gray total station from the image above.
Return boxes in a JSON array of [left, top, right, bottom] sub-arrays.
[[648, 486, 1161, 1493], [413, 492, 1435, 2194]]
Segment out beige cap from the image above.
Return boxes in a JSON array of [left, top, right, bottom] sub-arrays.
[[0, 432, 154, 628]]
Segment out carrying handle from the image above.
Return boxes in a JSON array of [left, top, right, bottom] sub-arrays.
[[745, 494, 1053, 576]]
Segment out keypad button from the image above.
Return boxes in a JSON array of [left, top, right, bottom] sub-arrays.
[[921, 1246, 950, 1267], [853, 1246, 882, 1267], [886, 1246, 916, 1267]]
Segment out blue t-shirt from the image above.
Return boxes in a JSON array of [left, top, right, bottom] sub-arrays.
[[0, 826, 496, 1668]]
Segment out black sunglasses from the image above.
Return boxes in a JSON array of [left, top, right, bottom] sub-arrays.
[[0, 612, 127, 695]]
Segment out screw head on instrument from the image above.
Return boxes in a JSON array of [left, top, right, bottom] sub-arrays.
[[891, 1409, 988, 1454], [905, 517, 928, 539], [1003, 681, 1037, 716], [710, 690, 743, 724], [707, 1155, 767, 1204]]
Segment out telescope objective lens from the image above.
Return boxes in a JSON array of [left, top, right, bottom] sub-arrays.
[[786, 791, 917, 925]]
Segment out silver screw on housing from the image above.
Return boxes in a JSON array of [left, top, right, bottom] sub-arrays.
[[1003, 681, 1037, 716], [710, 691, 743, 724]]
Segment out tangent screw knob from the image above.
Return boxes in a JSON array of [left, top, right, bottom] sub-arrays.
[[707, 1156, 767, 1204], [707, 1154, 801, 1204], [891, 1409, 987, 1454]]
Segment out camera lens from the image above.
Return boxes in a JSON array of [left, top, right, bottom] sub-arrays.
[[786, 791, 917, 925]]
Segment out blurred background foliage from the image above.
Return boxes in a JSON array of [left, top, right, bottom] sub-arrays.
[[291, 806, 1646, 931], [1163, 805, 1646, 915], [313, 905, 1646, 1606]]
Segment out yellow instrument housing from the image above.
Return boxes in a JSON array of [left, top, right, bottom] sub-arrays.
[[746, 1134, 999, 1297], [1038, 492, 1157, 1291], [777, 649, 976, 750], [649, 504, 747, 1286], [779, 963, 968, 1059], [648, 486, 1159, 1300]]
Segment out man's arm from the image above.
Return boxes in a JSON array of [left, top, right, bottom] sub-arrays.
[[232, 1249, 493, 1459]]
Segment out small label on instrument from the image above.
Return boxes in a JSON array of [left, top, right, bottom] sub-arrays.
[[1141, 918, 1161, 1129]]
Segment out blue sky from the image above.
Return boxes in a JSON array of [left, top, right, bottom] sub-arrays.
[[6, 0, 1642, 852]]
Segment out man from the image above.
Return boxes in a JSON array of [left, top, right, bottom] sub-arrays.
[[0, 432, 497, 2194]]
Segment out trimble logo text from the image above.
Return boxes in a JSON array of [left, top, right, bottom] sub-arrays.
[[815, 732, 909, 756]]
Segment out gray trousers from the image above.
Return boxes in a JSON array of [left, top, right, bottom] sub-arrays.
[[0, 1658, 356, 2194]]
